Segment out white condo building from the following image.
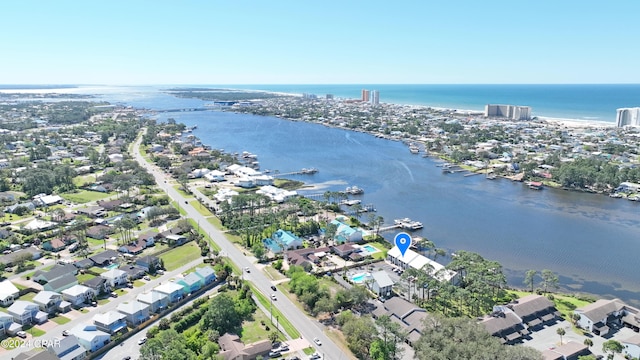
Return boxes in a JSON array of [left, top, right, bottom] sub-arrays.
[[485, 104, 531, 120], [616, 107, 640, 127], [370, 90, 380, 106]]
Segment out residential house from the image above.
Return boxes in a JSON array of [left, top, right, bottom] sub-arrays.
[[136, 255, 160, 272], [32, 291, 64, 314], [82, 277, 110, 297], [194, 266, 216, 286], [47, 335, 87, 360], [70, 323, 111, 352], [93, 311, 127, 334], [118, 265, 147, 281], [370, 271, 394, 298], [5, 202, 36, 214], [42, 238, 67, 252], [88, 250, 119, 267], [284, 247, 331, 271], [0, 248, 42, 266], [164, 234, 187, 246], [101, 268, 128, 288], [153, 282, 184, 303], [34, 263, 78, 284], [118, 239, 146, 255], [8, 300, 48, 325], [137, 291, 169, 313], [86, 225, 112, 240], [330, 219, 363, 243], [76, 206, 105, 218], [372, 297, 429, 346], [32, 194, 64, 207], [574, 298, 630, 336], [204, 170, 226, 182], [43, 273, 79, 293], [0, 313, 13, 335], [622, 334, 640, 359], [263, 229, 303, 254], [62, 285, 93, 307], [508, 294, 561, 329], [217, 333, 272, 360], [137, 230, 157, 247], [15, 349, 61, 360], [480, 308, 529, 345], [332, 244, 357, 258], [0, 279, 20, 306], [177, 272, 202, 294], [116, 301, 150, 326], [540, 341, 591, 360]]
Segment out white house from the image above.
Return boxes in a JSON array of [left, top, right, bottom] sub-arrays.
[[70, 323, 111, 352], [100, 268, 128, 288], [153, 282, 184, 303], [116, 301, 150, 326], [370, 271, 394, 298], [33, 291, 63, 314], [387, 246, 460, 285], [0, 279, 20, 306], [93, 311, 127, 335], [204, 170, 226, 182], [8, 300, 48, 325], [137, 291, 169, 313], [62, 285, 93, 307], [574, 298, 628, 335]]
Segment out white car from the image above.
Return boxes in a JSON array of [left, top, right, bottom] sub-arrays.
[[271, 294, 277, 301], [137, 337, 147, 345], [313, 337, 322, 346]]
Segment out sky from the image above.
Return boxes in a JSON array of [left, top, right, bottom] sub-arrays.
[[3, 1, 640, 85]]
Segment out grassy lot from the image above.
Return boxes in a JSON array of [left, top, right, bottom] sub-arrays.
[[77, 273, 95, 283], [61, 190, 112, 203], [73, 174, 98, 187], [87, 238, 105, 248], [250, 284, 299, 339], [241, 307, 285, 344], [24, 324, 45, 337], [51, 315, 71, 325], [159, 242, 201, 271], [89, 266, 107, 274], [189, 200, 213, 216], [20, 292, 36, 302], [206, 216, 224, 230], [133, 280, 145, 287], [262, 266, 287, 281]]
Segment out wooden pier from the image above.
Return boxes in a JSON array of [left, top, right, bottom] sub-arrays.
[[271, 168, 318, 177]]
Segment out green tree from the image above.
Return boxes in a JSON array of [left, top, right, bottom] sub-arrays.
[[540, 269, 559, 293], [602, 340, 623, 359], [524, 270, 538, 293], [199, 293, 243, 335], [556, 327, 565, 345]]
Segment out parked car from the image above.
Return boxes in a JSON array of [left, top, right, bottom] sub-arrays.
[[138, 337, 147, 345], [126, 283, 134, 288], [62, 330, 70, 336], [16, 331, 27, 338], [268, 351, 281, 358], [309, 354, 321, 360], [143, 276, 151, 281], [157, 270, 164, 275], [110, 292, 118, 298]]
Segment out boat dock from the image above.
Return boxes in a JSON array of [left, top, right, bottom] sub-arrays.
[[271, 168, 318, 177]]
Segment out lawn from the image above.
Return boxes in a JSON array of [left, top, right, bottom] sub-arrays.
[[366, 241, 390, 260], [23, 325, 45, 337], [73, 174, 98, 187], [20, 292, 36, 302], [77, 273, 95, 283], [241, 307, 284, 344], [206, 216, 225, 230], [171, 201, 188, 216], [61, 190, 113, 203], [250, 284, 300, 339], [159, 242, 202, 271], [89, 266, 107, 274], [51, 315, 72, 325], [190, 200, 213, 216], [263, 266, 287, 281]]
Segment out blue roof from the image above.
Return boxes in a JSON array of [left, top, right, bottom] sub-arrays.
[[263, 229, 300, 252]]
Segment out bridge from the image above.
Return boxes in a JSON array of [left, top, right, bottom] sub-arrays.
[[155, 108, 209, 113]]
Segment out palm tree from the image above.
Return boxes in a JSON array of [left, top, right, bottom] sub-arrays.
[[556, 328, 565, 345]]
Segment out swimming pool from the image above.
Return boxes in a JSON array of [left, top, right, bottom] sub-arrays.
[[105, 263, 118, 270], [351, 273, 370, 283], [362, 244, 378, 254]]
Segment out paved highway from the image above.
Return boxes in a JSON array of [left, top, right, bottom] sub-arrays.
[[132, 133, 348, 360]]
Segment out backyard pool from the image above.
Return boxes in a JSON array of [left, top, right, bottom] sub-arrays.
[[362, 244, 379, 254], [351, 272, 371, 283]]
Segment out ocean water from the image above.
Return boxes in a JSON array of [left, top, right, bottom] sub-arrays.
[[218, 84, 640, 123]]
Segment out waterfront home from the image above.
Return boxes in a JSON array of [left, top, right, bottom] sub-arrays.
[[507, 294, 561, 329], [573, 298, 640, 335], [330, 219, 363, 243], [62, 285, 93, 307], [263, 229, 303, 254], [217, 333, 272, 360], [153, 282, 184, 303], [479, 308, 528, 345], [256, 185, 296, 203], [92, 311, 127, 334], [194, 266, 216, 286], [135, 255, 160, 272], [332, 243, 357, 258], [370, 271, 394, 298], [8, 300, 48, 325], [177, 272, 202, 294], [137, 291, 169, 313], [0, 279, 20, 306], [70, 324, 111, 352], [372, 296, 428, 347], [32, 291, 64, 314], [116, 301, 150, 326], [47, 335, 87, 360], [204, 170, 226, 182], [100, 268, 128, 288], [82, 277, 110, 297], [387, 246, 460, 285]]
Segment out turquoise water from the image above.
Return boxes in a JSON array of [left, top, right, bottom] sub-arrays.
[[362, 245, 378, 253], [105, 263, 118, 270]]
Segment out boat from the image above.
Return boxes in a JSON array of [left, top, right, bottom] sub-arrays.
[[340, 199, 362, 206], [345, 186, 364, 195], [527, 181, 543, 190], [409, 145, 419, 154], [301, 168, 318, 174], [609, 193, 622, 198], [486, 173, 497, 180], [394, 218, 424, 230]]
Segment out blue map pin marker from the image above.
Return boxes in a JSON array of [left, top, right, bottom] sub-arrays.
[[394, 232, 411, 257]]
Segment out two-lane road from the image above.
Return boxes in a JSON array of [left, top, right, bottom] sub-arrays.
[[132, 133, 349, 360]]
